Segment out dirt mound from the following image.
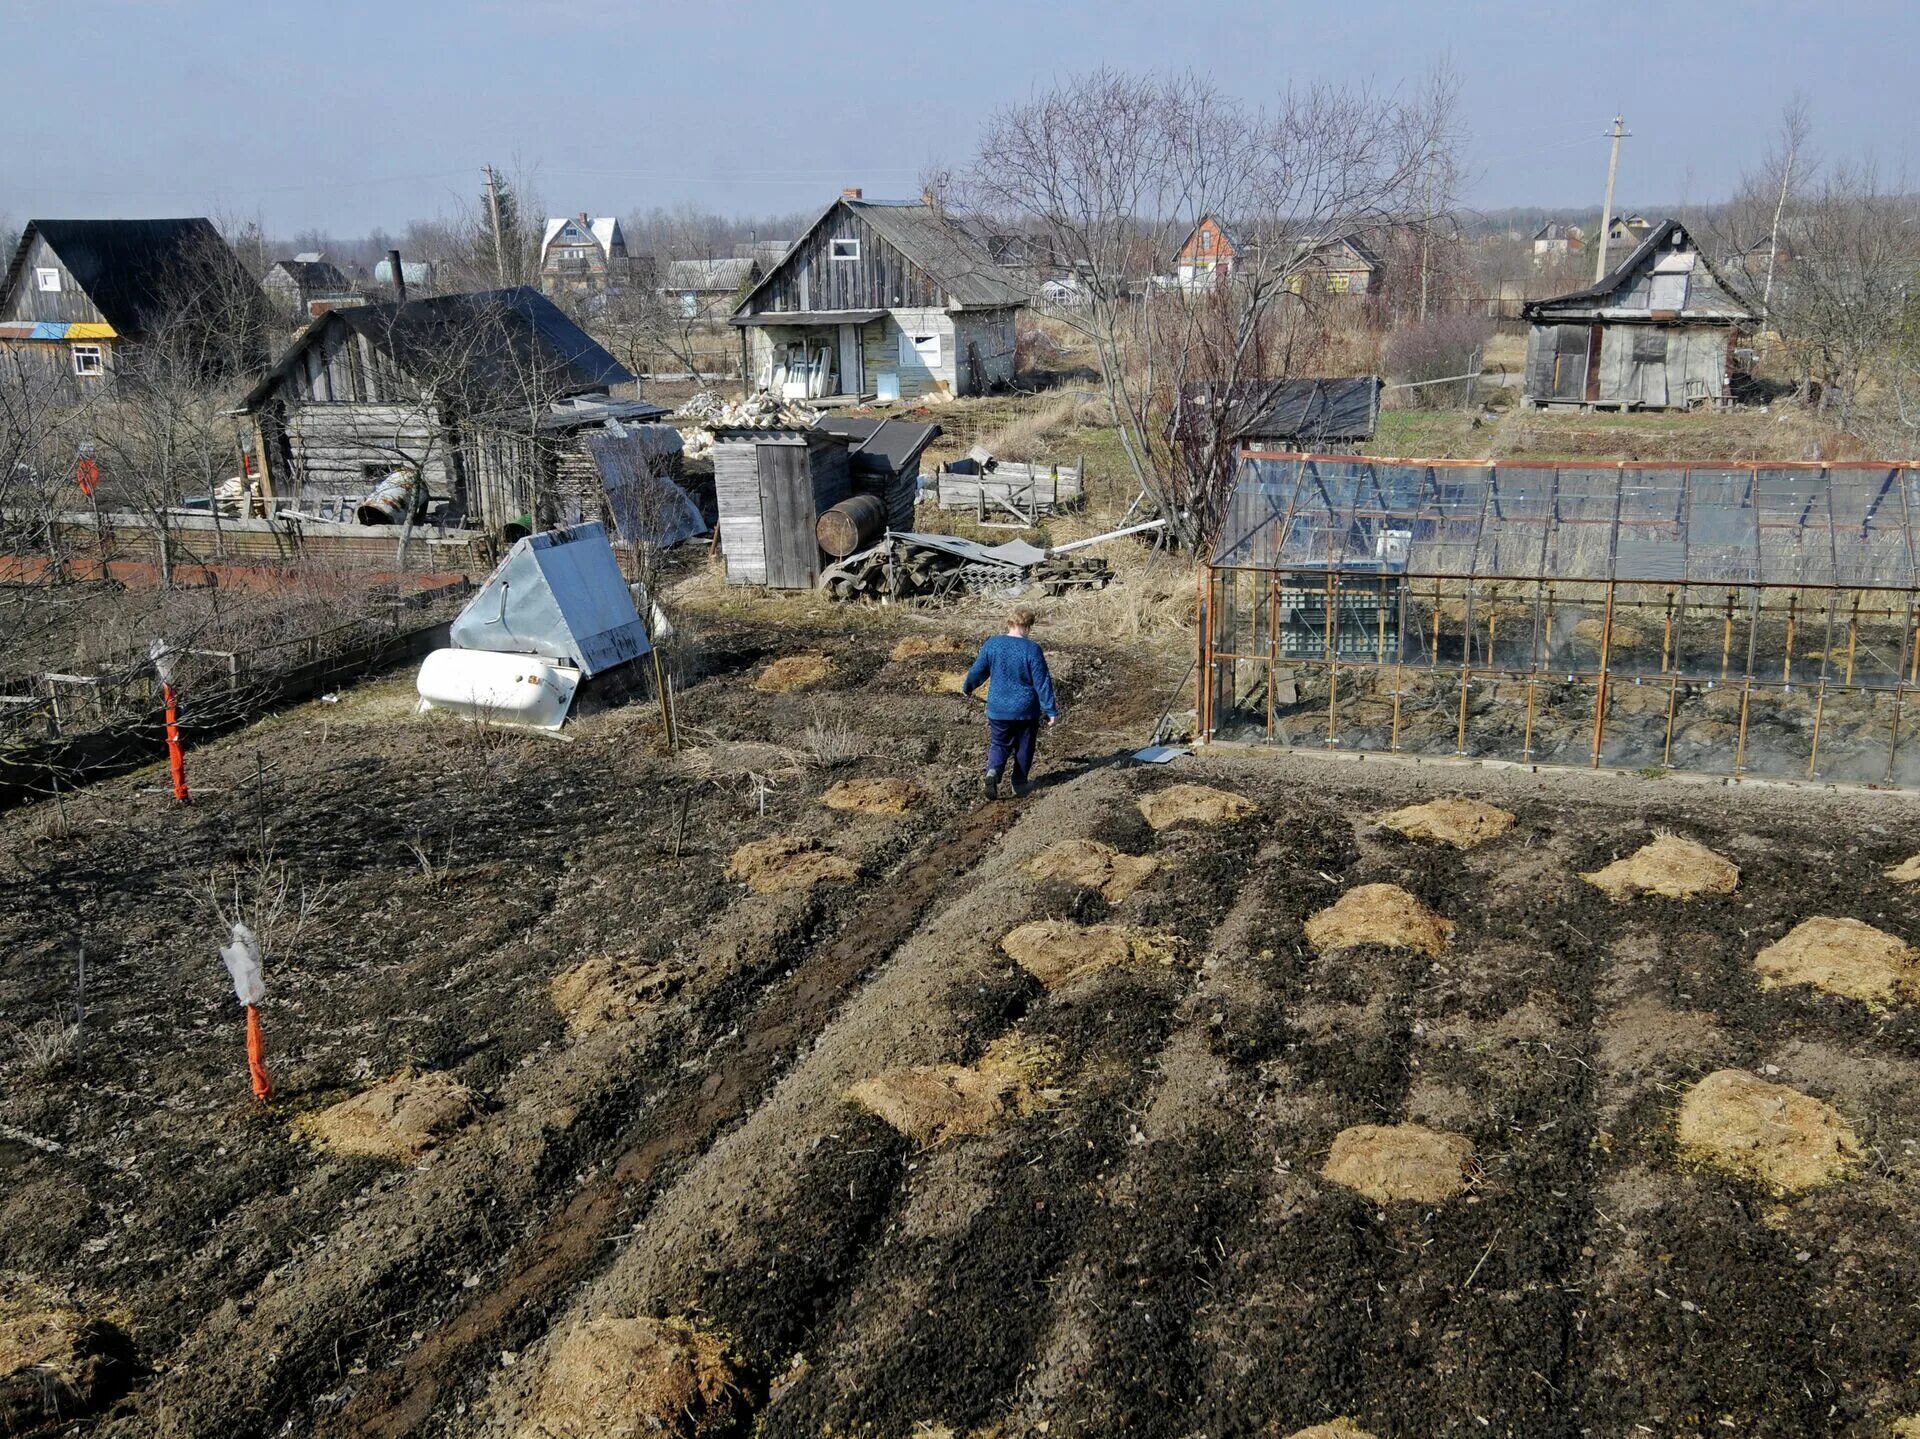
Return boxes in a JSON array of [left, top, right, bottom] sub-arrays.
[[515, 1315, 738, 1439], [822, 777, 922, 816], [725, 834, 859, 894], [1025, 838, 1159, 902], [1581, 833, 1739, 901], [998, 919, 1181, 988], [1675, 1069, 1861, 1193], [919, 669, 981, 697], [296, 1068, 481, 1161], [752, 654, 833, 693], [890, 634, 961, 662], [845, 1032, 1062, 1145], [1573, 616, 1645, 651], [1276, 1423, 1379, 1439], [0, 1284, 132, 1434], [1885, 854, 1920, 883], [550, 955, 676, 1037], [1137, 783, 1257, 830], [1753, 917, 1919, 1005], [1377, 797, 1515, 849], [1321, 1123, 1474, 1204], [1304, 884, 1453, 956]]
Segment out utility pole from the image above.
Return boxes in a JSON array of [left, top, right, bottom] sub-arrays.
[[483, 164, 507, 285], [1594, 115, 1627, 284]]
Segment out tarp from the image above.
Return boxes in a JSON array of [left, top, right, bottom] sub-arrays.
[[449, 521, 650, 676]]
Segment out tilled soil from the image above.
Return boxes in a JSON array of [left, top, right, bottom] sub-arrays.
[[3, 610, 1919, 1438]]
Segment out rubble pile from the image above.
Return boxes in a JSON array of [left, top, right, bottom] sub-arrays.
[[674, 390, 821, 459]]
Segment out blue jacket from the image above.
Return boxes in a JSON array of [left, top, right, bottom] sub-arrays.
[[963, 634, 1058, 722]]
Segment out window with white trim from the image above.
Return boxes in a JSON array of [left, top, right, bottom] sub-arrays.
[[35, 268, 61, 292], [830, 238, 859, 261], [900, 331, 941, 368], [72, 344, 103, 376]]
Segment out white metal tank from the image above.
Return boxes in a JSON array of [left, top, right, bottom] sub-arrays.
[[415, 649, 581, 731]]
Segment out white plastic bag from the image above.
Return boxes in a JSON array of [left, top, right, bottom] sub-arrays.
[[220, 922, 264, 1007]]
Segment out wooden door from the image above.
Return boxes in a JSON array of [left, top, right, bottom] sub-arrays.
[[757, 442, 819, 589], [1584, 325, 1603, 403], [837, 324, 863, 397]]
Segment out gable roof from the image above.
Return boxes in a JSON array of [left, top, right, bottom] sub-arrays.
[[238, 286, 632, 413], [734, 198, 1028, 315], [265, 258, 351, 292], [541, 216, 622, 263], [3, 218, 257, 338], [1176, 214, 1242, 260], [664, 257, 759, 292], [1523, 218, 1756, 320], [810, 415, 942, 476]]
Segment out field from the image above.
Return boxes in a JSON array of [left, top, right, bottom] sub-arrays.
[[4, 564, 1920, 1437]]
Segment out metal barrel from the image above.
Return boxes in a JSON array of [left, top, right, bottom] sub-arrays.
[[816, 492, 887, 559], [356, 472, 418, 525]]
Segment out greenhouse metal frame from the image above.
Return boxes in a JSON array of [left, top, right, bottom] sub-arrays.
[[1201, 452, 1920, 787]]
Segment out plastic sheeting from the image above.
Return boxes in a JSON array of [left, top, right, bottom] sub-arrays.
[[449, 521, 650, 676], [1215, 455, 1920, 590]]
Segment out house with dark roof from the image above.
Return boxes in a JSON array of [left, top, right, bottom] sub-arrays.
[[1522, 219, 1756, 411], [730, 188, 1028, 401], [1175, 215, 1242, 291], [237, 286, 659, 535], [0, 218, 262, 380], [261, 254, 356, 317]]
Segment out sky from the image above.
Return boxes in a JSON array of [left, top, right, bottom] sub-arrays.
[[1, 0, 1914, 238]]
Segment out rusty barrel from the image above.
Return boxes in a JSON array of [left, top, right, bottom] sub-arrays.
[[816, 492, 887, 559]]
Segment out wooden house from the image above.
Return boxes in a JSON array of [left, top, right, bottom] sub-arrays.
[[0, 218, 261, 380], [1175, 215, 1241, 290], [1532, 222, 1584, 262], [713, 416, 939, 587], [261, 254, 354, 316], [662, 258, 761, 319], [540, 214, 632, 300], [1289, 234, 1384, 301], [730, 188, 1027, 402], [1523, 219, 1755, 411], [236, 286, 664, 535]]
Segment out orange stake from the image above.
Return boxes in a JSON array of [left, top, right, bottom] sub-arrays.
[[245, 1004, 272, 1100], [163, 683, 190, 803]]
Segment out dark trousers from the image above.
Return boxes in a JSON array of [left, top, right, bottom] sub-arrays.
[[986, 717, 1041, 787]]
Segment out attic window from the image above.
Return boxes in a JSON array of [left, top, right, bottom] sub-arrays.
[[831, 238, 860, 261], [35, 268, 60, 292]]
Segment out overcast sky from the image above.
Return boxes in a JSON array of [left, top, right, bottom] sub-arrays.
[[2, 0, 1913, 237]]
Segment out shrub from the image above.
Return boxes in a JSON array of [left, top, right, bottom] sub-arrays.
[[1384, 315, 1494, 408]]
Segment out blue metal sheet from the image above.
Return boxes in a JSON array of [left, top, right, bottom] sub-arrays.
[[29, 322, 68, 340]]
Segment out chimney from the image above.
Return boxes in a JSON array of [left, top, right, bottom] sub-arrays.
[[387, 249, 407, 302], [842, 187, 863, 200], [579, 211, 589, 225]]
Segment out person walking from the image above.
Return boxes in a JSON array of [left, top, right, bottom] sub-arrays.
[[962, 607, 1059, 799]]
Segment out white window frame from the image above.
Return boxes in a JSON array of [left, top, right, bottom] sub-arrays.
[[830, 237, 860, 261], [900, 331, 941, 368], [71, 344, 103, 376], [35, 267, 61, 292]]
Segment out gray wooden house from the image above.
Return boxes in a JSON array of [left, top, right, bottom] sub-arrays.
[[0, 217, 262, 379], [729, 189, 1027, 402], [237, 286, 661, 536], [261, 254, 355, 316], [1523, 219, 1754, 411]]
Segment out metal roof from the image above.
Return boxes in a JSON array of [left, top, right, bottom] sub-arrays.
[[2, 218, 258, 339], [728, 308, 886, 328], [1175, 377, 1382, 443], [663, 257, 759, 292], [238, 286, 632, 413], [811, 416, 941, 476], [1216, 454, 1920, 590], [265, 258, 350, 291], [449, 521, 650, 676], [1523, 218, 1756, 321]]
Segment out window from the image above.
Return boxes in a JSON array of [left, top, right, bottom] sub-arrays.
[[830, 238, 860, 261], [1199, 230, 1213, 253], [71, 344, 103, 376], [1328, 273, 1351, 294], [900, 331, 941, 368], [35, 267, 61, 292]]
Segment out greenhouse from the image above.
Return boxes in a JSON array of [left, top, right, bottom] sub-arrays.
[[1202, 452, 1920, 787]]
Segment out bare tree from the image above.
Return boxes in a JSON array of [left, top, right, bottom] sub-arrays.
[[965, 67, 1461, 548]]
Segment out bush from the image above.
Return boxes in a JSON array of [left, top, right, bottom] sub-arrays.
[[1384, 315, 1494, 408]]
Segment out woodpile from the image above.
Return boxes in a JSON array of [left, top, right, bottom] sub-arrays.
[[820, 535, 1109, 603]]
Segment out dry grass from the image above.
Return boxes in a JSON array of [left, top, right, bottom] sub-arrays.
[[1377, 797, 1515, 850], [845, 1031, 1062, 1145], [1675, 1069, 1861, 1193], [998, 919, 1182, 989], [1025, 838, 1159, 902], [800, 708, 861, 768], [12, 1016, 80, 1076], [1137, 784, 1257, 830], [1321, 1123, 1474, 1204], [1753, 917, 1919, 1006], [1581, 833, 1739, 901], [515, 1315, 740, 1439], [1304, 884, 1454, 956]]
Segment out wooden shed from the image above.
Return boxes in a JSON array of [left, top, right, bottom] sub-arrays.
[[713, 427, 851, 588], [1522, 219, 1754, 411]]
